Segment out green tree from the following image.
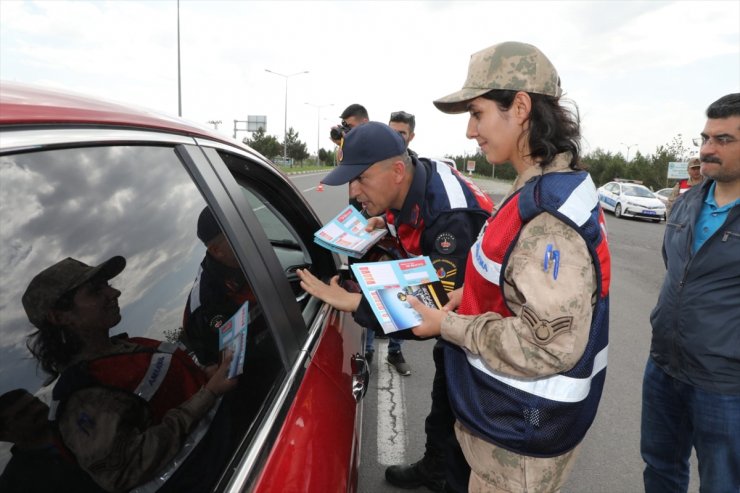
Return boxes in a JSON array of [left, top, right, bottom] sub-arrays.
[[283, 127, 309, 163], [243, 127, 282, 159], [318, 147, 336, 165]]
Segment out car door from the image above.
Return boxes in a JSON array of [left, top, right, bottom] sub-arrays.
[[0, 128, 366, 493], [599, 182, 617, 211], [179, 141, 368, 493]]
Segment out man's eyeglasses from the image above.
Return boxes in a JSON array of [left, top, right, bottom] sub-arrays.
[[694, 134, 738, 147], [390, 111, 415, 124]]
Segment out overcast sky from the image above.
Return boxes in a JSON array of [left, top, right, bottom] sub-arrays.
[[1, 0, 738, 160]]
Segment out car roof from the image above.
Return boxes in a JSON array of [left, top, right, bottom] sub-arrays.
[[0, 81, 238, 147]]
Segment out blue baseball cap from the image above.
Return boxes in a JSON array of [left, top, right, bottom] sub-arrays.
[[322, 122, 407, 186]]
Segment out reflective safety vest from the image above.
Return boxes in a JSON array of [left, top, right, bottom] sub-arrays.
[[50, 337, 206, 423], [445, 171, 611, 457], [385, 158, 494, 256], [678, 179, 692, 194]]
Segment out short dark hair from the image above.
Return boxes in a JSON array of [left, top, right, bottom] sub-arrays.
[[389, 111, 416, 133], [482, 90, 581, 169], [340, 104, 369, 120], [706, 93, 740, 119]]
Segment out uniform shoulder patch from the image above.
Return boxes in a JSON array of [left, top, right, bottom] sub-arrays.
[[432, 258, 458, 291], [521, 305, 573, 344], [435, 232, 457, 254]]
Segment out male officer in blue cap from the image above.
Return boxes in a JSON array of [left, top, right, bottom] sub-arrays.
[[300, 121, 494, 492]]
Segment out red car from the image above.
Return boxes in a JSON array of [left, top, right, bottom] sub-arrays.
[[0, 82, 368, 492]]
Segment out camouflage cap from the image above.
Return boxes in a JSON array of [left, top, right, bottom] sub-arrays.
[[22, 256, 126, 329], [688, 157, 701, 168], [434, 41, 562, 114]]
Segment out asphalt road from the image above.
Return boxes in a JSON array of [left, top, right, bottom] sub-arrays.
[[290, 170, 699, 493]]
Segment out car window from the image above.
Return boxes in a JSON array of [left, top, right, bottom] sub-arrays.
[[623, 185, 656, 198], [604, 183, 617, 193], [0, 143, 283, 479]]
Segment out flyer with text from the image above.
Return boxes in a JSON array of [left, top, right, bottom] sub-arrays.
[[218, 300, 249, 379], [313, 205, 386, 258], [350, 256, 449, 334]]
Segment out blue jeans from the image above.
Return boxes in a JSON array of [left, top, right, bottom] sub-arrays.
[[365, 329, 401, 354], [641, 357, 740, 493]]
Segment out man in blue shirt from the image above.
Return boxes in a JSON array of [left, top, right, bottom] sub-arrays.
[[641, 93, 740, 493]]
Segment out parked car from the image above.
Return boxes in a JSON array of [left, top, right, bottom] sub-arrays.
[[0, 82, 368, 492], [653, 187, 673, 206], [597, 181, 666, 222]]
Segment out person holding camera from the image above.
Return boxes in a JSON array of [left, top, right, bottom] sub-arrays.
[[329, 103, 369, 145]]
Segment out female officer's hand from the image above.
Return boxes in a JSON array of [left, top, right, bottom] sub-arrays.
[[443, 287, 464, 311], [408, 296, 445, 338], [205, 351, 239, 395]]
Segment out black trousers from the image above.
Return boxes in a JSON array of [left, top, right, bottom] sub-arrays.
[[426, 339, 470, 492]]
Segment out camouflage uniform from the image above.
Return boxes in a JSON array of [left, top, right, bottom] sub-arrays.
[[55, 339, 218, 492], [440, 157, 598, 493]]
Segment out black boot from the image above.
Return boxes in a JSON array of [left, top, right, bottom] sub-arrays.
[[385, 454, 445, 492]]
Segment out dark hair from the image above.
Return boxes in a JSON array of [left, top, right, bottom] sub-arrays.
[[390, 111, 416, 132], [26, 286, 84, 384], [482, 90, 581, 169], [340, 103, 369, 120], [706, 93, 740, 119]]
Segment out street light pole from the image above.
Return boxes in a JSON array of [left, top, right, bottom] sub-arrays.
[[305, 102, 333, 165], [265, 69, 309, 160], [620, 142, 638, 162]]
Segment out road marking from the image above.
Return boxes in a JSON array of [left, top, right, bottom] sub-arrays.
[[376, 341, 407, 465]]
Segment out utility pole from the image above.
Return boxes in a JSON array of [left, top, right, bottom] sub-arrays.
[[305, 102, 333, 165], [265, 69, 309, 160], [620, 142, 638, 162], [208, 120, 222, 130]]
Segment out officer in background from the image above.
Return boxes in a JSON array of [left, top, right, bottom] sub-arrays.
[[666, 157, 704, 216], [298, 121, 494, 492]]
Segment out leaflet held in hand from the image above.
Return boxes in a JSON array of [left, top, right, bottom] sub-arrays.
[[218, 300, 249, 379], [350, 256, 449, 334], [314, 205, 387, 258]]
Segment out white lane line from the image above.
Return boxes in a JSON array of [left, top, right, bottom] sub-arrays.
[[376, 341, 407, 465], [302, 186, 316, 193]]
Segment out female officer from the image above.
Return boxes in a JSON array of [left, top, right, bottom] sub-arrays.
[[410, 41, 611, 492], [22, 256, 237, 492]]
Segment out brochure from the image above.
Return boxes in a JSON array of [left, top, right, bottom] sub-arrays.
[[350, 256, 449, 334], [218, 300, 249, 379], [314, 205, 387, 258]]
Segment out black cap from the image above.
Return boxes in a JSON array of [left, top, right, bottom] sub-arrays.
[[322, 122, 407, 186], [197, 207, 222, 245]]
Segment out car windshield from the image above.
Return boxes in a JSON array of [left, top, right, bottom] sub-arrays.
[[623, 185, 655, 198]]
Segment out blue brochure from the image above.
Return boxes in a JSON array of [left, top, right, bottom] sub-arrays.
[[218, 300, 249, 378], [350, 256, 449, 334]]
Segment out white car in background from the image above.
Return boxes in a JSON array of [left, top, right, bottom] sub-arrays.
[[597, 181, 667, 222]]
